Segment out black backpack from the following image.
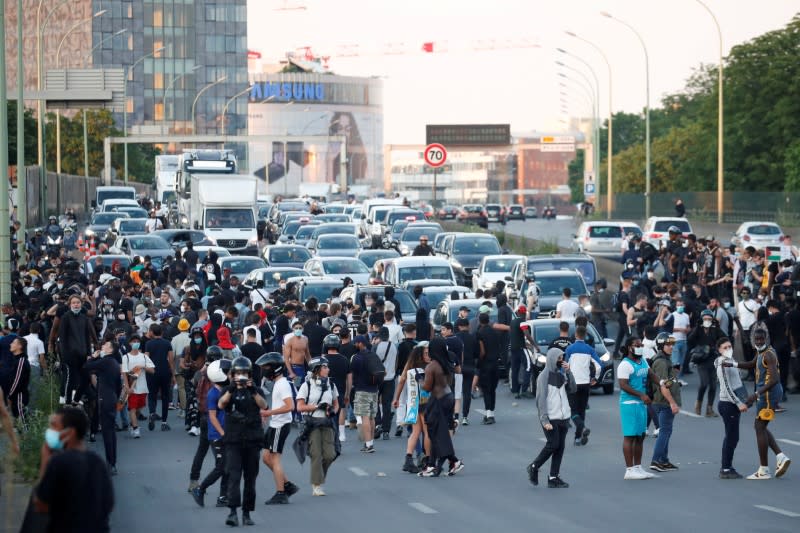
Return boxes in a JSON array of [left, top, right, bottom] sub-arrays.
[[364, 344, 389, 385]]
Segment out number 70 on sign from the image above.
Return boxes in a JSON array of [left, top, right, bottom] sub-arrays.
[[424, 143, 447, 168]]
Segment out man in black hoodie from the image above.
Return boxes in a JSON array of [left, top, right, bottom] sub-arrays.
[[493, 294, 512, 375], [58, 295, 98, 404]]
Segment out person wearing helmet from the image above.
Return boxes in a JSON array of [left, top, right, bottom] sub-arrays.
[[322, 333, 351, 443], [724, 327, 791, 480], [688, 310, 723, 417], [297, 356, 340, 496], [218, 357, 267, 527], [192, 359, 231, 508], [647, 333, 681, 473], [255, 352, 299, 505], [45, 215, 63, 241]]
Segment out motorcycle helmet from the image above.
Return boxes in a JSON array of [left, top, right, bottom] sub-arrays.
[[230, 357, 253, 382], [206, 345, 223, 363], [207, 359, 230, 384], [255, 352, 284, 380], [49, 215, 57, 224], [308, 356, 329, 374], [322, 333, 341, 351], [655, 332, 676, 351], [668, 226, 681, 235]]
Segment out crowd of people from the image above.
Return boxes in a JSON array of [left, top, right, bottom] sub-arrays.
[[1, 210, 798, 530]]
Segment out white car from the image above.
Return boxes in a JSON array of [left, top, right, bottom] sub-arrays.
[[641, 217, 693, 249], [731, 221, 784, 249], [471, 254, 523, 291], [382, 256, 457, 287], [303, 256, 371, 285], [572, 221, 642, 257]]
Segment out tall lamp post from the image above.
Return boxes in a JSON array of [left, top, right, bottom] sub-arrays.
[[695, 0, 724, 224], [54, 9, 107, 174], [600, 12, 651, 218], [124, 46, 166, 183], [17, 0, 26, 256], [191, 76, 227, 135], [161, 64, 202, 135], [557, 61, 599, 185], [565, 31, 613, 219]]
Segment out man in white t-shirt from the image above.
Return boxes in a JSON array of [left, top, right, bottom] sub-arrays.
[[121, 334, 156, 438], [555, 287, 580, 320], [24, 323, 47, 373], [261, 361, 297, 505], [665, 299, 691, 376], [144, 211, 163, 233]]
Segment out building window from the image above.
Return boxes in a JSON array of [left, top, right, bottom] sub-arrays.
[[154, 101, 164, 121], [154, 73, 164, 90], [153, 8, 163, 27]]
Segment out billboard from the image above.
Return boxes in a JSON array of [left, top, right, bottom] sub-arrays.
[[426, 124, 511, 147]]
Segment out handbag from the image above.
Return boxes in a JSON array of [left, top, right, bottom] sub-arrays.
[[690, 345, 713, 364]]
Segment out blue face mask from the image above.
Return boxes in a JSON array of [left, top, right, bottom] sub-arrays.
[[293, 329, 303, 337], [677, 306, 685, 313], [130, 342, 140, 350], [45, 428, 64, 450], [194, 337, 203, 344]]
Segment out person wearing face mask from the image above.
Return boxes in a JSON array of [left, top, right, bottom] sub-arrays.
[[84, 340, 122, 474], [107, 309, 133, 339], [657, 298, 691, 377], [283, 322, 311, 387], [58, 295, 99, 405], [29, 406, 114, 531], [647, 334, 681, 473], [688, 310, 723, 416], [714, 337, 749, 479], [121, 334, 155, 439]]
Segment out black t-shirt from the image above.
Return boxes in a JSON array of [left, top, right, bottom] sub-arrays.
[[396, 339, 416, 375], [456, 330, 479, 372], [509, 316, 526, 350], [616, 291, 631, 313], [786, 309, 800, 349], [145, 337, 173, 376], [476, 325, 501, 367], [304, 323, 329, 357], [549, 336, 573, 352], [325, 352, 349, 399], [241, 341, 264, 383], [497, 305, 512, 347], [36, 449, 114, 533], [340, 342, 357, 361]]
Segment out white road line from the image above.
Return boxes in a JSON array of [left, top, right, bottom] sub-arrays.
[[778, 439, 800, 447], [348, 467, 368, 477], [409, 502, 438, 514], [679, 410, 703, 418], [754, 505, 800, 518]]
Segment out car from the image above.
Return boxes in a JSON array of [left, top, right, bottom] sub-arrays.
[[731, 221, 784, 248], [437, 205, 459, 220], [357, 249, 400, 269], [507, 204, 525, 221], [472, 254, 524, 292], [524, 269, 589, 318], [522, 318, 615, 394], [398, 225, 444, 256], [242, 267, 310, 291], [314, 213, 352, 224], [506, 254, 598, 304], [106, 218, 148, 241], [382, 256, 457, 287], [85, 212, 129, 242], [572, 222, 627, 257], [303, 257, 371, 285], [309, 222, 371, 249], [109, 234, 174, 268], [181, 246, 231, 268], [100, 198, 141, 213], [457, 204, 488, 228], [262, 245, 313, 269], [419, 204, 434, 219], [291, 224, 320, 247], [382, 209, 425, 230], [217, 255, 268, 280], [388, 219, 413, 242], [422, 285, 472, 319], [83, 254, 131, 275], [278, 218, 314, 244], [338, 284, 418, 323], [295, 278, 346, 303], [642, 217, 693, 249], [308, 234, 363, 257], [109, 206, 149, 220], [431, 298, 498, 333], [151, 229, 214, 251], [485, 204, 507, 224], [433, 232, 457, 256], [444, 233, 503, 286], [524, 206, 538, 219]]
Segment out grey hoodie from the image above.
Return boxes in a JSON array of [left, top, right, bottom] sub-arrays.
[[536, 347, 576, 426]]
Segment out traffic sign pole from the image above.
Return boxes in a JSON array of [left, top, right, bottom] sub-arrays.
[[423, 143, 447, 208]]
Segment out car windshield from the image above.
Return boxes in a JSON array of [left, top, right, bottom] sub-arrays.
[[463, 205, 483, 213], [278, 202, 309, 212], [372, 207, 393, 223], [398, 266, 453, 283], [386, 211, 424, 225], [324, 205, 346, 214], [316, 214, 350, 223], [269, 247, 312, 263], [115, 207, 149, 218], [453, 237, 501, 255], [317, 236, 359, 249], [588, 225, 623, 238], [97, 190, 135, 205], [119, 220, 147, 233], [294, 226, 317, 240], [534, 275, 586, 296], [92, 213, 125, 225], [282, 221, 305, 236], [322, 259, 369, 274], [222, 258, 265, 274], [300, 282, 342, 302], [392, 291, 417, 315], [392, 220, 411, 234], [129, 236, 171, 250], [486, 205, 501, 213], [653, 220, 691, 232], [622, 226, 643, 237], [746, 224, 780, 235], [484, 258, 517, 273], [358, 251, 398, 268], [528, 259, 595, 286], [205, 208, 254, 229], [425, 289, 469, 310], [262, 269, 307, 288], [87, 256, 131, 273], [530, 322, 603, 348], [312, 224, 356, 239], [402, 227, 441, 242]]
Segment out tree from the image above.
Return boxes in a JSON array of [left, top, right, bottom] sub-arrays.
[[784, 140, 800, 193], [567, 149, 585, 203], [5, 101, 38, 166]]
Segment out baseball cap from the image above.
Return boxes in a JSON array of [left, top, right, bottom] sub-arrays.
[[517, 305, 527, 315], [354, 335, 369, 346], [478, 305, 490, 314], [459, 306, 470, 313]]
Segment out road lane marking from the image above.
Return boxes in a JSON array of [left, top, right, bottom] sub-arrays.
[[679, 410, 703, 418], [778, 439, 800, 447], [348, 467, 368, 477], [754, 505, 800, 518], [409, 502, 438, 514]]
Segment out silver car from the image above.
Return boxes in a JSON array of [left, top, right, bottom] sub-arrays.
[[572, 222, 627, 257]]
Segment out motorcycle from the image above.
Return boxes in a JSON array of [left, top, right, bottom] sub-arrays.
[[381, 236, 400, 251], [46, 234, 63, 256]]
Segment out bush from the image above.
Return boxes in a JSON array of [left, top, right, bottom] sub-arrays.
[[13, 371, 61, 482]]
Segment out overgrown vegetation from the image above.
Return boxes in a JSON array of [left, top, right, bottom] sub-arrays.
[[440, 221, 561, 255], [11, 370, 61, 482]]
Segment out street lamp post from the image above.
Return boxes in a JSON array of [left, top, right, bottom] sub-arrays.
[[191, 76, 228, 135], [161, 65, 201, 135], [695, 0, 724, 224], [601, 11, 651, 218], [557, 61, 599, 186], [221, 86, 260, 137], [124, 46, 167, 183], [565, 31, 613, 219], [17, 0, 26, 256]]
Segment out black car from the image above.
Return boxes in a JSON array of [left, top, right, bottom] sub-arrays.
[[445, 233, 502, 286], [457, 204, 488, 229], [507, 204, 525, 221], [437, 205, 459, 220]]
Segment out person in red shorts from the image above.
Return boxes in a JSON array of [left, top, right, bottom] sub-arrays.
[[121, 333, 155, 438]]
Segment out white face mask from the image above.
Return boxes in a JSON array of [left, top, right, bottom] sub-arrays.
[[703, 319, 712, 327], [721, 348, 733, 358], [633, 346, 644, 356]]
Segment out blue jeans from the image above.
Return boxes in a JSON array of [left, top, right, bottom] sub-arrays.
[[652, 403, 675, 464], [671, 340, 687, 370]]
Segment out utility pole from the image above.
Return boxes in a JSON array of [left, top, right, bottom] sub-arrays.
[[1, 0, 13, 310], [17, 0, 26, 258]]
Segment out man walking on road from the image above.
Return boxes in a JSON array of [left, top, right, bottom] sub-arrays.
[[563, 326, 603, 446]]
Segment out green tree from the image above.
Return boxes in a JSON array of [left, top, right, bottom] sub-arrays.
[[5, 101, 38, 166], [567, 149, 585, 203], [784, 140, 800, 192]]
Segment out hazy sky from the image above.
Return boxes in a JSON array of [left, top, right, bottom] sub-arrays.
[[248, 0, 799, 144]]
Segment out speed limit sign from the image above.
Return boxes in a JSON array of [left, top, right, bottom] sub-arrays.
[[423, 143, 447, 168]]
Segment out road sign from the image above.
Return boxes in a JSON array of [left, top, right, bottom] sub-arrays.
[[423, 143, 448, 167], [541, 135, 575, 144], [540, 143, 575, 153], [584, 183, 595, 195]]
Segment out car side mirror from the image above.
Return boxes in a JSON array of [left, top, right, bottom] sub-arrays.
[[502, 248, 510, 255], [91, 200, 97, 208], [604, 338, 616, 348], [193, 221, 200, 230]]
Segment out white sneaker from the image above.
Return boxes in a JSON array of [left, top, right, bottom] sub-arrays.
[[624, 468, 648, 480], [776, 454, 791, 478], [59, 396, 66, 405], [312, 484, 326, 496], [188, 426, 200, 436], [339, 431, 346, 443], [636, 465, 657, 479], [132, 427, 141, 439], [747, 469, 771, 480], [653, 428, 660, 438]]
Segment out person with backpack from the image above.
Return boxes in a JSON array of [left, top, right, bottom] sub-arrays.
[[350, 335, 382, 453], [648, 333, 681, 473], [373, 326, 398, 441]]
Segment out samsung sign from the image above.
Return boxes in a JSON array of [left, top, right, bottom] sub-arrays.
[[249, 82, 325, 102]]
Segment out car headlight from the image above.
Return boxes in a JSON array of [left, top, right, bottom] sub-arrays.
[[600, 353, 611, 363], [400, 245, 409, 255], [247, 237, 258, 246], [482, 280, 494, 289], [84, 229, 95, 236]]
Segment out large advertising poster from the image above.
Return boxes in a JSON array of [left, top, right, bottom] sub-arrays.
[[248, 107, 382, 196]]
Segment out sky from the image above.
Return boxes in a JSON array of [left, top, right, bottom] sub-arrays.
[[248, 0, 799, 144]]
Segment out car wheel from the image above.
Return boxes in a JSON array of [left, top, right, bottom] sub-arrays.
[[603, 384, 614, 395]]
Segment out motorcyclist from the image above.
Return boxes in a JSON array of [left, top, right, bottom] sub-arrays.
[[45, 216, 64, 241]]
